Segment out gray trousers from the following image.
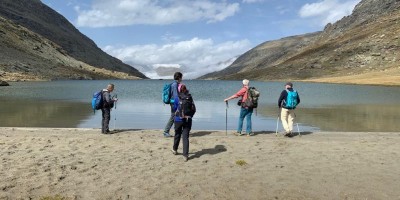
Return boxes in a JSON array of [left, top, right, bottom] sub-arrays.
[[163, 105, 174, 134], [173, 118, 192, 157], [101, 108, 111, 133]]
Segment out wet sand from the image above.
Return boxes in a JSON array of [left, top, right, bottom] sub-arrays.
[[0, 128, 399, 200]]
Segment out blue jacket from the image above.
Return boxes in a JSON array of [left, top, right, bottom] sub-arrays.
[[170, 81, 180, 103], [172, 95, 183, 122], [173, 92, 195, 122]]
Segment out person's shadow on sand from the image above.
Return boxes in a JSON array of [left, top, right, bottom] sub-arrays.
[[190, 145, 227, 160]]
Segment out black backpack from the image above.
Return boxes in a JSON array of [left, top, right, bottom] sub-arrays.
[[177, 92, 196, 118]]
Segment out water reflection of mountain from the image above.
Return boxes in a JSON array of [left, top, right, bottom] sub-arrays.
[[259, 105, 400, 132], [0, 99, 91, 128]]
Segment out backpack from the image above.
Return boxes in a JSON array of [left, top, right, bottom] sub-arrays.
[[285, 90, 298, 109], [91, 90, 103, 112], [243, 87, 260, 108], [177, 93, 196, 118], [162, 83, 172, 104]]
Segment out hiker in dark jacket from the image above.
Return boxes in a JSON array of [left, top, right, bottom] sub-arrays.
[[171, 85, 195, 162], [101, 84, 118, 134], [278, 82, 300, 137], [163, 72, 183, 137]]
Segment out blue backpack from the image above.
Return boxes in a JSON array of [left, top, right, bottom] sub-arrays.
[[285, 90, 298, 109], [162, 83, 172, 104], [91, 90, 103, 112]]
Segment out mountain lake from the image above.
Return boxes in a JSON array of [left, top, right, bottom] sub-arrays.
[[0, 80, 399, 132]]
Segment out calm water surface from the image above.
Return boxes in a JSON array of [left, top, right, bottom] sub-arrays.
[[0, 80, 399, 132]]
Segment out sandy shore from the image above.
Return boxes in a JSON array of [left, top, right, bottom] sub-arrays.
[[0, 128, 399, 200]]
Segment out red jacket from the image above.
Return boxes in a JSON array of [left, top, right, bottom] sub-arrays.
[[234, 86, 249, 104]]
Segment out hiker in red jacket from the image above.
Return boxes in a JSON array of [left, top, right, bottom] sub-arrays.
[[224, 79, 254, 136]]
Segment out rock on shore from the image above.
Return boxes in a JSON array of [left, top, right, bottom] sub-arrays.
[[0, 80, 9, 86]]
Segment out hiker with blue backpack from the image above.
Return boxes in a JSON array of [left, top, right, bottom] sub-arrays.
[[278, 82, 300, 137], [162, 72, 183, 137], [101, 84, 118, 134]]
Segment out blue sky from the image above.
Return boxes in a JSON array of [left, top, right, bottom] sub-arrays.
[[41, 0, 361, 79]]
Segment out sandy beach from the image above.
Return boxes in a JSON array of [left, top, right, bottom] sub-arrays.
[[0, 128, 399, 200]]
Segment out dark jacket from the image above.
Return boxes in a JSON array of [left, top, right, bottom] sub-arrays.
[[278, 88, 300, 109], [102, 89, 115, 109]]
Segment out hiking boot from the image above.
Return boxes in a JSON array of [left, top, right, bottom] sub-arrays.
[[183, 155, 189, 162], [163, 132, 173, 137], [171, 149, 178, 155], [284, 132, 293, 137]]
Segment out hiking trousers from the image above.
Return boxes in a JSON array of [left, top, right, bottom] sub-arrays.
[[173, 118, 192, 157], [238, 107, 253, 134], [281, 108, 295, 133], [163, 105, 174, 134], [101, 107, 111, 133]]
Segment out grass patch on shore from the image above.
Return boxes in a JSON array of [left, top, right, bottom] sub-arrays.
[[40, 195, 70, 200], [236, 160, 247, 166]]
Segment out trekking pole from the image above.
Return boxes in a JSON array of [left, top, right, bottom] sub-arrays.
[[225, 101, 228, 136], [275, 108, 281, 137], [294, 112, 301, 137], [113, 94, 118, 131], [275, 116, 280, 137]]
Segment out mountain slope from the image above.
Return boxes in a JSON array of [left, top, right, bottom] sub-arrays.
[[0, 0, 147, 80], [0, 16, 139, 81], [199, 32, 320, 79], [200, 0, 400, 85]]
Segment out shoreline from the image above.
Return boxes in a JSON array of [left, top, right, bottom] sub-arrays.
[[1, 127, 399, 199], [1, 77, 399, 87]]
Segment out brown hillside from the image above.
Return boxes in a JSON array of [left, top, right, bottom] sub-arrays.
[[200, 0, 400, 86], [0, 16, 139, 81], [0, 0, 147, 80]]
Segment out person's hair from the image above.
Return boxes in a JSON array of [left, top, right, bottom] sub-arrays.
[[107, 84, 115, 90], [242, 79, 249, 86], [285, 82, 293, 88], [180, 84, 188, 93], [174, 72, 183, 80]]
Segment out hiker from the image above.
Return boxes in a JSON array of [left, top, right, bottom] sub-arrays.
[[224, 79, 254, 136], [163, 72, 183, 137], [278, 82, 300, 137], [101, 84, 118, 134], [171, 85, 196, 162]]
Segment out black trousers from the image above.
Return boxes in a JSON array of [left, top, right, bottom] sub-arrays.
[[101, 108, 111, 133], [173, 118, 192, 157]]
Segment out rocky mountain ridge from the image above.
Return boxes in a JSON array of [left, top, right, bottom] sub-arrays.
[[200, 0, 400, 85], [0, 0, 147, 81]]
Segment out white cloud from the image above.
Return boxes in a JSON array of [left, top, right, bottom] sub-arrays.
[[76, 0, 240, 27], [299, 0, 361, 26], [103, 38, 251, 79]]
